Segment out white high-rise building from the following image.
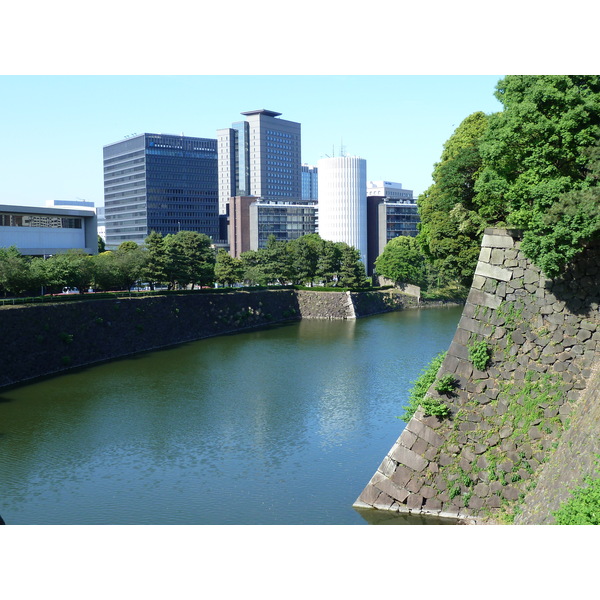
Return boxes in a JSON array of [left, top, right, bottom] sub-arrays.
[[317, 156, 368, 265]]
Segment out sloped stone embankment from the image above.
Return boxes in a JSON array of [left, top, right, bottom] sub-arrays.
[[354, 228, 600, 523]]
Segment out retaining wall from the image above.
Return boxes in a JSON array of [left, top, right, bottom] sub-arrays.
[[354, 228, 600, 523], [0, 288, 417, 390]]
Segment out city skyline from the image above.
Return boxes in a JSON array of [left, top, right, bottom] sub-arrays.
[[0, 75, 504, 209]]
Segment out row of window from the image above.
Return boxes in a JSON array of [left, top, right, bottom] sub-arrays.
[[0, 213, 83, 229]]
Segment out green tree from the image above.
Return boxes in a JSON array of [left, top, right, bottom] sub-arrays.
[[474, 75, 600, 275], [288, 234, 322, 285], [215, 249, 244, 287], [417, 111, 489, 287], [42, 250, 96, 293], [0, 246, 35, 296], [98, 235, 106, 253], [315, 240, 342, 286], [375, 235, 427, 287], [336, 243, 369, 288], [142, 231, 168, 289]]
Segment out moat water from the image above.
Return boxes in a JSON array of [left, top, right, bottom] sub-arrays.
[[0, 306, 462, 525]]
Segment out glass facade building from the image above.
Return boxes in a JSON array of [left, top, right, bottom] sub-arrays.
[[301, 165, 318, 201], [103, 133, 219, 248], [250, 201, 317, 249]]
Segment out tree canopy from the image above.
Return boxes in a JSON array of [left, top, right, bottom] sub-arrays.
[[418, 75, 600, 281]]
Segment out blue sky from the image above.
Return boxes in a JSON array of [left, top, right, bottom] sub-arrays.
[[0, 75, 504, 207]]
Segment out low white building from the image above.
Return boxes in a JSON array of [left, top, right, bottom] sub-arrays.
[[366, 181, 414, 201], [0, 204, 98, 255]]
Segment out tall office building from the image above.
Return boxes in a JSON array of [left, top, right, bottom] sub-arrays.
[[317, 156, 368, 265], [103, 133, 219, 248], [217, 110, 302, 215]]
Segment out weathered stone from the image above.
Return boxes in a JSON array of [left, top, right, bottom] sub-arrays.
[[476, 455, 489, 469], [528, 426, 543, 440], [390, 464, 413, 487], [378, 456, 397, 477], [438, 453, 454, 467], [486, 433, 500, 447], [423, 497, 443, 512], [400, 429, 418, 449], [482, 233, 514, 248], [475, 261, 513, 282], [420, 485, 437, 499], [474, 483, 490, 498], [406, 494, 424, 510], [502, 486, 521, 501], [388, 445, 428, 472], [406, 419, 445, 448], [499, 426, 513, 439], [406, 477, 424, 494]]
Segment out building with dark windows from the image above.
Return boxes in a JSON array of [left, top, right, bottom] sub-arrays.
[[0, 204, 97, 255], [228, 197, 317, 258], [217, 110, 302, 216], [301, 164, 318, 201], [366, 196, 420, 275], [103, 133, 219, 249], [250, 201, 317, 249]]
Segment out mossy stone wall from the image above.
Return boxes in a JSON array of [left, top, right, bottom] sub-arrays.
[[354, 228, 600, 523]]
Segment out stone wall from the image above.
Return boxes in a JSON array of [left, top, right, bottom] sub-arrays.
[[0, 288, 418, 390], [354, 228, 600, 523]]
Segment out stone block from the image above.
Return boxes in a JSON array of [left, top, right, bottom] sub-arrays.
[[378, 455, 397, 477], [502, 486, 521, 501], [448, 340, 470, 361], [482, 233, 515, 248], [374, 476, 410, 504], [391, 464, 413, 487], [406, 418, 445, 448], [355, 484, 382, 507], [423, 497, 443, 512], [400, 429, 418, 450], [373, 491, 396, 510], [421, 485, 437, 499], [406, 494, 424, 510], [475, 261, 513, 282], [389, 444, 428, 472], [472, 275, 486, 290], [467, 288, 503, 310], [406, 477, 424, 494], [412, 438, 429, 456]]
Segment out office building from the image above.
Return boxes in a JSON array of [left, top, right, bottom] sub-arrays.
[[217, 110, 302, 215], [103, 133, 219, 248], [0, 204, 97, 255], [301, 164, 318, 201], [228, 197, 317, 257], [317, 156, 368, 265], [366, 180, 414, 201], [250, 201, 317, 249], [366, 197, 420, 275]]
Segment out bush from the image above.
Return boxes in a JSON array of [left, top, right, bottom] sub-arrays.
[[434, 373, 458, 395], [421, 397, 451, 419], [468, 339, 491, 371], [399, 352, 446, 423], [553, 460, 600, 525]]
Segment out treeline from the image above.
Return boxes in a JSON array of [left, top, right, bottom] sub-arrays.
[[376, 75, 600, 291], [0, 231, 369, 297]]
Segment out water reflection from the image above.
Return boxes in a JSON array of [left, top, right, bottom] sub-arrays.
[[0, 306, 462, 524]]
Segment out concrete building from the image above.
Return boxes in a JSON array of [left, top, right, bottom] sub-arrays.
[[301, 164, 318, 201], [366, 197, 420, 275], [317, 156, 368, 265], [366, 180, 414, 201], [228, 197, 317, 257], [0, 204, 98, 255], [103, 133, 219, 249], [250, 201, 317, 249], [217, 110, 302, 216]]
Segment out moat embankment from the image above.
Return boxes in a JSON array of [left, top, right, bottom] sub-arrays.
[[355, 228, 600, 524], [0, 288, 422, 390]]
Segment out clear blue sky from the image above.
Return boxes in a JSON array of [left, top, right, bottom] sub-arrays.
[[0, 75, 504, 207]]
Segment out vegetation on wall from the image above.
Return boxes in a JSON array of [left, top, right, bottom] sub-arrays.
[[553, 458, 600, 525], [399, 352, 446, 423]]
